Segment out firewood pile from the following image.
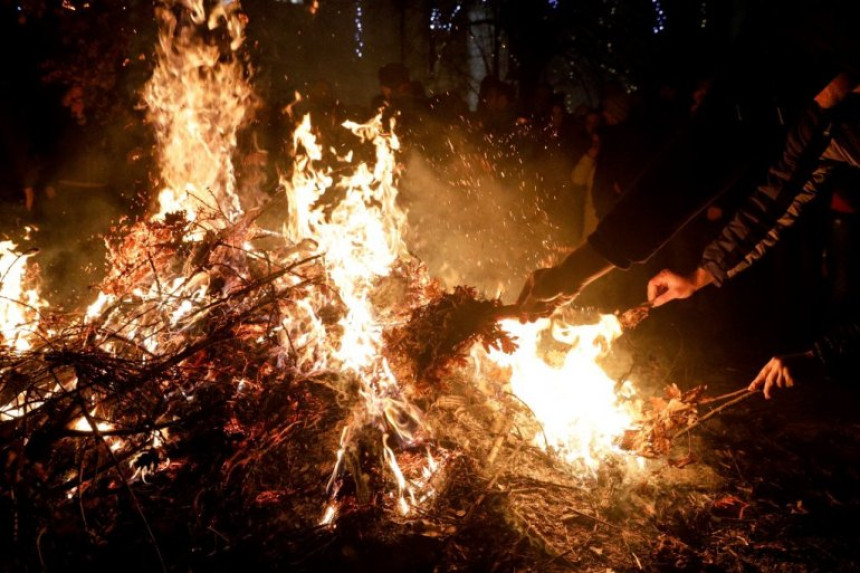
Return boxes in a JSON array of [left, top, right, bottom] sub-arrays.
[[2, 197, 756, 572], [6, 0, 860, 568]]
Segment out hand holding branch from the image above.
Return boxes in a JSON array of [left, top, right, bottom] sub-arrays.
[[748, 350, 819, 399], [647, 267, 715, 307]]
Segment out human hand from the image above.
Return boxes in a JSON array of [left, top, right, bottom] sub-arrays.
[[748, 350, 817, 399], [515, 266, 576, 321], [647, 267, 715, 307], [515, 243, 612, 322]]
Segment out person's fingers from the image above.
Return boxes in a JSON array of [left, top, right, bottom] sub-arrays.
[[516, 294, 550, 324], [651, 289, 677, 308], [517, 307, 533, 324], [775, 371, 786, 389], [518, 267, 556, 306], [784, 368, 795, 388], [648, 270, 691, 307], [764, 364, 780, 399], [518, 302, 553, 324], [750, 356, 803, 399], [749, 365, 767, 391], [647, 272, 667, 304], [763, 377, 773, 399]]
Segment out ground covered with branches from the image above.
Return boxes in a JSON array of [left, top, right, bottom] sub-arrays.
[[4, 218, 860, 573]]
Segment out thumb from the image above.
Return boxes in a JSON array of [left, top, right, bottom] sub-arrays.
[[650, 288, 677, 307], [647, 269, 672, 304], [647, 278, 664, 304]]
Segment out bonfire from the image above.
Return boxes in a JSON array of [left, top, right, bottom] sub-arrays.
[[0, 2, 753, 571]]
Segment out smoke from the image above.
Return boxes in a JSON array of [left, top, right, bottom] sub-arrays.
[[400, 133, 577, 301], [30, 182, 127, 311]]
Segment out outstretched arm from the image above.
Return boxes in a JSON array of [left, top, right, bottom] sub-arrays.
[[515, 242, 613, 320], [701, 73, 858, 284]]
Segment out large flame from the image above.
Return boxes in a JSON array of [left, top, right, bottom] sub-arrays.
[[0, 238, 50, 421], [285, 114, 435, 519], [144, 0, 253, 221], [488, 315, 641, 474], [1, 0, 645, 532], [85, 0, 254, 344]]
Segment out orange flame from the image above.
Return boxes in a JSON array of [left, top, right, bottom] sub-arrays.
[[488, 315, 642, 474], [144, 0, 254, 222], [284, 114, 440, 517], [0, 240, 46, 353]]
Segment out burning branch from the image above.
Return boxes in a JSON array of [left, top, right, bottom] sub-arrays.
[[620, 384, 759, 460], [384, 286, 517, 393]]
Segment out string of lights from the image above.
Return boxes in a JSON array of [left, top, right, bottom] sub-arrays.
[[651, 0, 666, 34], [354, 0, 364, 58], [430, 4, 462, 33]]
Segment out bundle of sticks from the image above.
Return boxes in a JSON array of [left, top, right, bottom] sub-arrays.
[[385, 289, 654, 391]]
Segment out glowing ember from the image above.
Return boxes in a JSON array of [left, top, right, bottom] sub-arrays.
[[70, 409, 115, 433]]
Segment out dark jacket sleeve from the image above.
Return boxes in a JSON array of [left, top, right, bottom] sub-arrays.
[[699, 102, 834, 285], [587, 71, 789, 269], [813, 319, 860, 377]]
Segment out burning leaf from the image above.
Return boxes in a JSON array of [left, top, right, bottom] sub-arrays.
[[713, 495, 751, 519], [385, 286, 516, 392], [617, 301, 652, 330], [620, 384, 707, 459]]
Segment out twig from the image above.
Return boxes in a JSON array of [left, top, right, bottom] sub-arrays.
[[146, 252, 163, 297], [561, 507, 620, 530], [699, 387, 751, 406], [54, 369, 167, 573], [512, 508, 560, 557], [672, 389, 758, 440]]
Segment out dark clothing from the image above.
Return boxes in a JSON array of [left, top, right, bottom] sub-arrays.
[[586, 1, 860, 378], [696, 96, 860, 378], [592, 116, 669, 220], [814, 320, 860, 377], [825, 210, 860, 315], [587, 86, 780, 268], [587, 0, 860, 270], [592, 98, 689, 220], [699, 101, 838, 284], [701, 96, 860, 284]]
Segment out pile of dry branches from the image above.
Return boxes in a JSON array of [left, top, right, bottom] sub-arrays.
[[0, 202, 761, 571], [1, 210, 349, 570]]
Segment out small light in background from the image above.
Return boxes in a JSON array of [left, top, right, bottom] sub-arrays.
[[354, 0, 364, 58], [430, 4, 461, 33], [651, 0, 666, 34]]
